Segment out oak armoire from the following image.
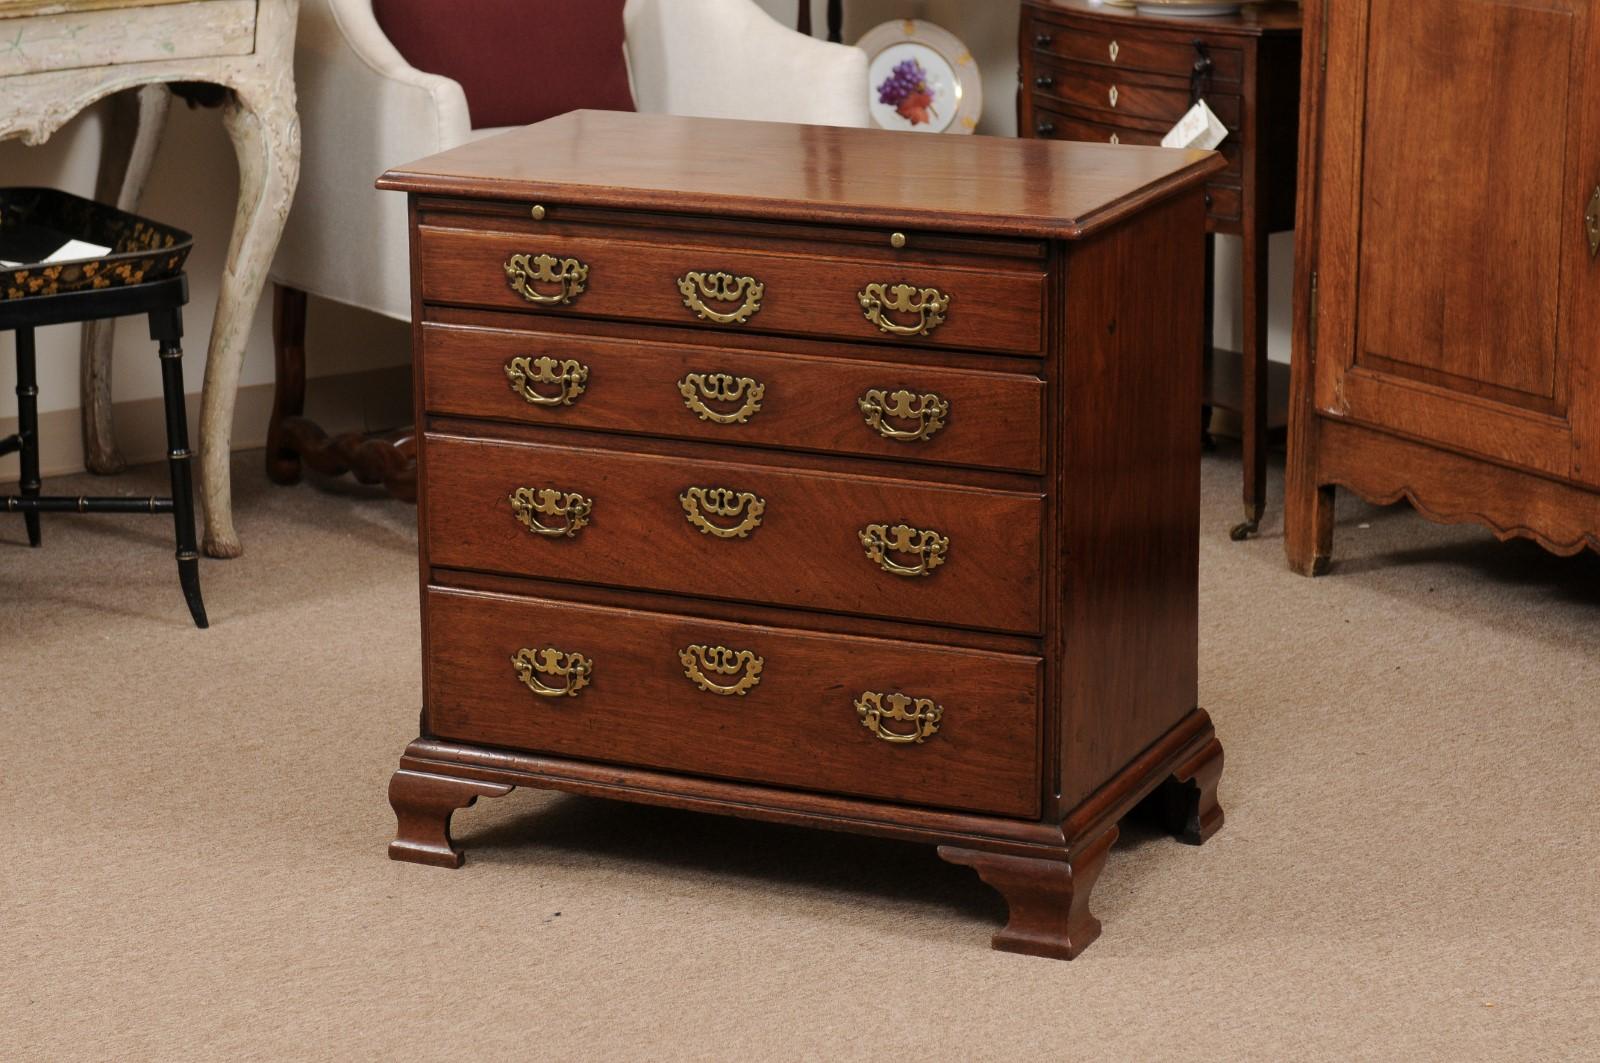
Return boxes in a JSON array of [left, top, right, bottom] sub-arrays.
[[1287, 0, 1600, 572]]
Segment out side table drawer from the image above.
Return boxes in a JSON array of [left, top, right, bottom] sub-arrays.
[[416, 225, 1046, 355], [1028, 108, 1242, 179], [425, 587, 1043, 818], [422, 322, 1046, 474], [1033, 62, 1241, 129], [423, 433, 1045, 635], [1029, 18, 1244, 84]]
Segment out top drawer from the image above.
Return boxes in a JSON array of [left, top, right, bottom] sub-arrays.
[[416, 223, 1047, 356], [1029, 13, 1244, 85]]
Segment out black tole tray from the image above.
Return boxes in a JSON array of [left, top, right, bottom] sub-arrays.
[[0, 187, 192, 302]]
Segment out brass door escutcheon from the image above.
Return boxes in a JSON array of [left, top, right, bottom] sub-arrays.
[[508, 486, 592, 538], [680, 486, 766, 538], [678, 644, 765, 696], [854, 691, 943, 743], [1587, 185, 1600, 259], [504, 252, 589, 305], [678, 271, 765, 325], [504, 355, 589, 407], [857, 282, 951, 337], [678, 372, 766, 424], [511, 645, 593, 698], [859, 523, 950, 577], [857, 388, 949, 442]]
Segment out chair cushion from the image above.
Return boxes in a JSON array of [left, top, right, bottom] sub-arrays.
[[372, 0, 634, 129]]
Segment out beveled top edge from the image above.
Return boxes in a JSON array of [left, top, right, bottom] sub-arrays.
[[378, 111, 1225, 242]]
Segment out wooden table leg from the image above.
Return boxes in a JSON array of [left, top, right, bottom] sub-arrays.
[[1230, 214, 1270, 541], [80, 84, 170, 476], [196, 82, 300, 558]]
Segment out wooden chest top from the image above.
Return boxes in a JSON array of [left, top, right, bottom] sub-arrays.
[[377, 109, 1220, 240]]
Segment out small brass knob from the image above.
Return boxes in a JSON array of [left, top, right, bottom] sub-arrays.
[[530, 204, 547, 221], [890, 232, 907, 249]]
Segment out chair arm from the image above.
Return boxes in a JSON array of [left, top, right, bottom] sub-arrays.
[[624, 0, 871, 129], [271, 0, 473, 319]]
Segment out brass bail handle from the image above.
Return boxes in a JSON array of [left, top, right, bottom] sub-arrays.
[[504, 355, 589, 407], [678, 271, 765, 325], [678, 644, 765, 696], [504, 252, 589, 305], [857, 281, 951, 337], [511, 645, 593, 698]]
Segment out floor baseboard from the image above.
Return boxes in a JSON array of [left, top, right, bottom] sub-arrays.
[[1, 364, 411, 482]]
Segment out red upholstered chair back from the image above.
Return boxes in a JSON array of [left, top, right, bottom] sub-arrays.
[[372, 0, 635, 129]]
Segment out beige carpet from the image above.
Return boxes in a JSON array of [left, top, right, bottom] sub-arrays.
[[3, 447, 1597, 1062]]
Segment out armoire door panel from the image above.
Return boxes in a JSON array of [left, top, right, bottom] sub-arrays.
[[1315, 0, 1599, 482], [1355, 0, 1572, 400]]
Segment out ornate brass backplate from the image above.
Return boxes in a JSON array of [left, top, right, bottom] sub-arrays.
[[1587, 185, 1600, 259], [857, 388, 949, 442], [858, 282, 950, 337], [859, 523, 950, 577], [678, 643, 765, 696], [678, 271, 765, 325], [679, 486, 766, 538], [504, 355, 589, 407], [854, 691, 943, 743], [508, 486, 592, 538], [503, 252, 589, 305], [678, 372, 766, 424], [511, 645, 593, 698]]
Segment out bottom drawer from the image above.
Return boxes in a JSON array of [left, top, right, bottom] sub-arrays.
[[425, 588, 1043, 818]]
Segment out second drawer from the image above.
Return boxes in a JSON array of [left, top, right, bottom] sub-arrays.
[[424, 433, 1045, 635], [423, 322, 1046, 474]]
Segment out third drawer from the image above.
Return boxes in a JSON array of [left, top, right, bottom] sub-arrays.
[[422, 321, 1046, 474], [423, 432, 1044, 635]]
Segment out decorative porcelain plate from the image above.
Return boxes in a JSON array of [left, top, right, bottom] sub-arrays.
[[1115, 0, 1262, 16], [857, 19, 982, 135]]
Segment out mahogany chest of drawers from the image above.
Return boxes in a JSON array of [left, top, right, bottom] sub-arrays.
[[379, 110, 1226, 960]]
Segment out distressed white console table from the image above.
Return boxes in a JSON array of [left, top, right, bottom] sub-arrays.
[[2, 0, 300, 558]]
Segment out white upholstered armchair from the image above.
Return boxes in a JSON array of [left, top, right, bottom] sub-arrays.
[[265, 0, 870, 496]]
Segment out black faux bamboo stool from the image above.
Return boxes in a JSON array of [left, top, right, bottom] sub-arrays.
[[2, 275, 207, 628]]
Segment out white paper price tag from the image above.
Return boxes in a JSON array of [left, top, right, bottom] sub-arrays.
[[1161, 99, 1229, 151]]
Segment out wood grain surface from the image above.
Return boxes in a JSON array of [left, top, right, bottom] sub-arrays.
[[424, 587, 1044, 818]]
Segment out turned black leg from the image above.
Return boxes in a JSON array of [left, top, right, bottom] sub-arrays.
[[1151, 736, 1225, 845], [14, 327, 42, 547], [939, 826, 1119, 961], [148, 307, 207, 628], [389, 768, 515, 868]]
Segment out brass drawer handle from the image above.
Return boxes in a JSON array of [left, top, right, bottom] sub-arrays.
[[512, 646, 592, 698], [678, 271, 765, 325], [678, 372, 766, 424], [680, 485, 765, 539], [858, 282, 950, 337], [504, 355, 589, 407], [679, 644, 765, 696], [1587, 185, 1600, 259], [860, 523, 950, 578], [858, 388, 949, 442], [503, 252, 589, 306], [855, 691, 943, 744], [508, 486, 592, 538]]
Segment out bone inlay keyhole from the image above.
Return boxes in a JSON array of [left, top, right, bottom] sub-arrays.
[[1109, 40, 1119, 62], [1109, 85, 1119, 107]]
